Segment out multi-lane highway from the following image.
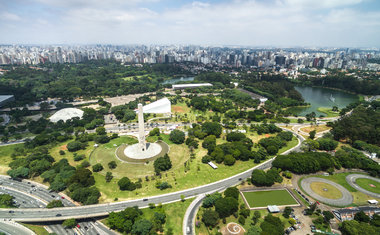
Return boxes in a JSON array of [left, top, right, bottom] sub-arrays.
[[0, 176, 115, 235]]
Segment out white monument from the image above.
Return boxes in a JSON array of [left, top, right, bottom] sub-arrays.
[[123, 98, 171, 161]]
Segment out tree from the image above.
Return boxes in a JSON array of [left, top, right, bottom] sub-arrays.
[[354, 211, 370, 223], [169, 129, 185, 144], [202, 192, 222, 208], [131, 219, 153, 235], [202, 122, 222, 137], [224, 154, 236, 166], [153, 154, 172, 174], [62, 219, 77, 228], [96, 127, 106, 135], [149, 128, 160, 136], [260, 214, 284, 235], [282, 207, 292, 218], [317, 138, 339, 151], [0, 194, 15, 208], [92, 163, 104, 172], [301, 139, 320, 152], [7, 167, 29, 179], [323, 211, 334, 223], [118, 177, 136, 191], [202, 210, 219, 227], [202, 135, 216, 151], [46, 200, 64, 208], [215, 197, 238, 218], [67, 141, 84, 152], [246, 226, 261, 235], [224, 187, 239, 200], [309, 130, 316, 140], [105, 172, 113, 182], [108, 161, 117, 169]]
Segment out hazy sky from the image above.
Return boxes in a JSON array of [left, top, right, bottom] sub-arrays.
[[1, 0, 380, 47]]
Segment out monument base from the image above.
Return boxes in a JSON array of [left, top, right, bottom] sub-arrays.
[[124, 142, 162, 160]]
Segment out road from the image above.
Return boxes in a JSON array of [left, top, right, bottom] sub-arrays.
[[0, 176, 116, 235], [0, 220, 35, 235]]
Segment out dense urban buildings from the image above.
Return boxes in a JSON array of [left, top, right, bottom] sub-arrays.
[[1, 45, 380, 72]]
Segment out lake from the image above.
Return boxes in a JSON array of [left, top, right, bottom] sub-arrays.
[[162, 77, 194, 85], [288, 86, 359, 116]]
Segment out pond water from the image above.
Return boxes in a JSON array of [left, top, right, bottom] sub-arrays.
[[162, 77, 194, 85], [288, 86, 359, 116]]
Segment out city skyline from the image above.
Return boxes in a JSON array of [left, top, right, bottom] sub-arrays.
[[1, 0, 380, 47]]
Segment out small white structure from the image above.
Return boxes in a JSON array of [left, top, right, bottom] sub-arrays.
[[172, 83, 213, 90], [267, 205, 280, 213], [368, 200, 378, 205], [49, 108, 84, 122], [208, 162, 218, 169]]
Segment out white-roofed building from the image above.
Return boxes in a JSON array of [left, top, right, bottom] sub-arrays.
[[49, 108, 84, 122], [172, 83, 213, 90], [141, 97, 171, 114], [267, 205, 280, 213]]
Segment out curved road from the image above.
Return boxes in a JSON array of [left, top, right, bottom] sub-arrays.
[[346, 174, 380, 198], [300, 177, 353, 206]]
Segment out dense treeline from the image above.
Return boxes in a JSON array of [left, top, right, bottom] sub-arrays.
[[240, 73, 305, 109], [272, 147, 380, 176], [331, 104, 380, 145], [107, 206, 169, 234], [297, 75, 380, 95], [0, 61, 188, 106]]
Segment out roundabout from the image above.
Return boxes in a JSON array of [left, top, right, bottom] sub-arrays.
[[300, 177, 353, 206], [346, 174, 380, 198]]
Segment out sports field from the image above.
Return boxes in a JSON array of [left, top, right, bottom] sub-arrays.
[[242, 189, 298, 208]]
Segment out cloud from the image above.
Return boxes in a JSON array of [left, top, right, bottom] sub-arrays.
[[0, 0, 379, 47], [1, 12, 21, 21]]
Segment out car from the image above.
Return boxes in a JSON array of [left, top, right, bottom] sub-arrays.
[[238, 178, 242, 180], [27, 182, 30, 184], [31, 185, 35, 187], [56, 214, 62, 217], [51, 195, 55, 198], [61, 196, 65, 199], [77, 224, 81, 228], [84, 226, 88, 230], [143, 198, 148, 201], [8, 210, 14, 213], [316, 201, 320, 205]]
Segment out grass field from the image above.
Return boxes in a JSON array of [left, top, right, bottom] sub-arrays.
[[300, 124, 331, 134], [317, 107, 340, 117], [0, 143, 23, 174], [21, 223, 49, 235], [140, 199, 194, 235], [242, 189, 298, 208], [355, 178, 380, 194], [310, 182, 342, 199]]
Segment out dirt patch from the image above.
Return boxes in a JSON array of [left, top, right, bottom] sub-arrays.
[[172, 106, 185, 113], [221, 223, 245, 235], [300, 125, 331, 134], [60, 145, 68, 151]]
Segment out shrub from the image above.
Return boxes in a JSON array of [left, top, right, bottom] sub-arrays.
[[92, 163, 103, 172], [108, 161, 117, 169]]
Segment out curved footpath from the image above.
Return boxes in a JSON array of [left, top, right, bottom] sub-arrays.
[[346, 174, 380, 198], [300, 177, 353, 206], [0, 129, 303, 222]]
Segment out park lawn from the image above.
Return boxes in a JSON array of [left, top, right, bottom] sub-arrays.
[[146, 133, 173, 145], [91, 131, 298, 203], [172, 102, 191, 114], [121, 75, 145, 81], [242, 189, 297, 208], [0, 143, 23, 174], [317, 107, 340, 117], [140, 199, 194, 235], [355, 178, 380, 194], [310, 182, 342, 199], [278, 136, 298, 154], [21, 223, 50, 235]]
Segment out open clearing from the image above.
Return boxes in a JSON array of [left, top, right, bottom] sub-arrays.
[[310, 182, 342, 199], [241, 189, 298, 208], [355, 178, 380, 195], [300, 124, 331, 134]]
